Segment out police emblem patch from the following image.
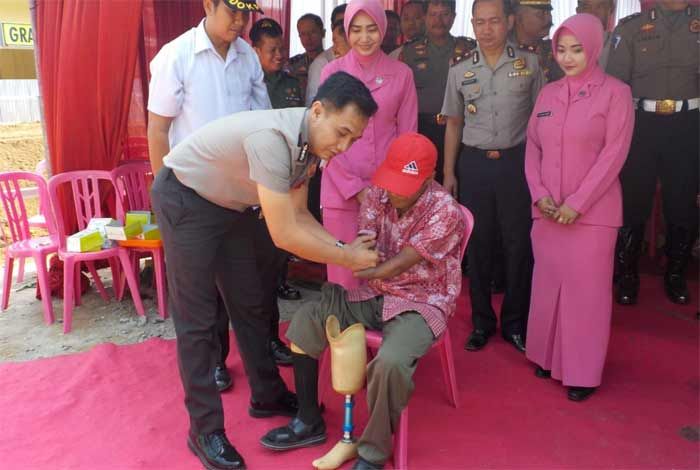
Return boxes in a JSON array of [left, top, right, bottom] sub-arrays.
[[640, 23, 655, 33], [691, 19, 700, 33], [513, 58, 526, 70]]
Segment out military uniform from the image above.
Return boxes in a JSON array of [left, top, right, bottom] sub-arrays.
[[264, 71, 304, 109], [607, 5, 700, 305], [286, 50, 322, 103], [400, 34, 476, 183], [510, 33, 564, 82], [442, 42, 545, 341]]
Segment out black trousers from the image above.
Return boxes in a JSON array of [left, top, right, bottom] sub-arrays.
[[457, 144, 533, 337], [620, 109, 699, 231], [418, 114, 446, 184], [151, 168, 288, 435]]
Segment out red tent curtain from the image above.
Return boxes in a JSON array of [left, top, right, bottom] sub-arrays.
[[36, 0, 144, 174]]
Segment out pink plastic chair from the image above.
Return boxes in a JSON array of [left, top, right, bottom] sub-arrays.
[[318, 204, 474, 470], [0, 171, 59, 325], [12, 166, 49, 284], [112, 161, 167, 319], [48, 171, 146, 333]]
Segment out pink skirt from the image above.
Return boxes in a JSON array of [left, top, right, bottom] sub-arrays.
[[526, 218, 616, 387]]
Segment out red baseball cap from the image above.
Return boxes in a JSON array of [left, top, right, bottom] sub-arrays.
[[371, 133, 437, 197]]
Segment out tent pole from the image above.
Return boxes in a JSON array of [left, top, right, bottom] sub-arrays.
[[28, 0, 52, 177]]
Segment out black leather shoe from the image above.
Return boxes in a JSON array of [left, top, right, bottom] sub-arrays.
[[504, 334, 526, 353], [214, 364, 233, 393], [270, 339, 293, 366], [567, 386, 596, 402], [464, 329, 491, 351], [187, 430, 246, 470], [260, 416, 326, 451], [249, 390, 299, 418], [534, 366, 551, 378], [351, 457, 385, 470], [277, 282, 302, 300]]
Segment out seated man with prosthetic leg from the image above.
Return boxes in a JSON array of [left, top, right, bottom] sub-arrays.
[[260, 133, 465, 470]]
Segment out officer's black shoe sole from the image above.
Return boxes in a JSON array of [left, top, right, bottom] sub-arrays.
[[465, 330, 491, 351], [260, 432, 327, 451], [567, 386, 596, 402], [187, 436, 246, 470], [534, 366, 551, 378]]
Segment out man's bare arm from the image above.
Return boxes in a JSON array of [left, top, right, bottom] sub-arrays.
[[258, 184, 378, 271], [147, 112, 174, 175]]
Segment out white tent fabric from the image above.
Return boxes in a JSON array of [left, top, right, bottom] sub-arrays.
[[288, 0, 641, 56]]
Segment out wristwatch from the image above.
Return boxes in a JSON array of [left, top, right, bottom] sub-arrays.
[[335, 240, 346, 248]]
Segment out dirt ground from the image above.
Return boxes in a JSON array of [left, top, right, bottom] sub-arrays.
[[0, 263, 320, 362], [0, 122, 321, 363]]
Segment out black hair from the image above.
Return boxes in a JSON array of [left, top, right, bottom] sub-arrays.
[[297, 13, 324, 31], [332, 21, 345, 35], [313, 71, 378, 119], [427, 0, 457, 14], [402, 1, 428, 14], [331, 4, 348, 25], [249, 18, 283, 47], [472, 0, 513, 16], [386, 9, 401, 22]]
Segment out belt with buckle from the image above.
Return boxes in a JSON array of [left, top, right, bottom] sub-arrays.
[[419, 113, 447, 126], [635, 98, 700, 115], [485, 150, 501, 160]]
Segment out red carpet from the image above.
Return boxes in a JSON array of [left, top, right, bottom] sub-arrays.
[[0, 273, 697, 469]]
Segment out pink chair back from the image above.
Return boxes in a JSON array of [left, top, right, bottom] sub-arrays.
[[112, 161, 154, 212], [0, 172, 56, 243], [47, 171, 123, 248], [459, 204, 475, 259]]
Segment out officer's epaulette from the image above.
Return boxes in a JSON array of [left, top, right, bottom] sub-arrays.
[[455, 36, 477, 50], [618, 12, 641, 25], [450, 50, 473, 67], [518, 43, 539, 55]]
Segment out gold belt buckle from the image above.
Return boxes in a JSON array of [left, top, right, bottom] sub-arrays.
[[655, 99, 676, 115], [486, 150, 501, 160], [436, 113, 446, 125]]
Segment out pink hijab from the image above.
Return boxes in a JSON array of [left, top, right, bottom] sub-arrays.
[[344, 0, 388, 69], [552, 13, 604, 95]]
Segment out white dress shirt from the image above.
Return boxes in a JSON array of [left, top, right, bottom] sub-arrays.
[[148, 19, 271, 147]]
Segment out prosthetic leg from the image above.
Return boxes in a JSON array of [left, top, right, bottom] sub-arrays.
[[312, 316, 367, 470]]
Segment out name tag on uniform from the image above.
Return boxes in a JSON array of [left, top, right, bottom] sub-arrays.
[[508, 70, 532, 78], [537, 111, 552, 118], [461, 78, 478, 85]]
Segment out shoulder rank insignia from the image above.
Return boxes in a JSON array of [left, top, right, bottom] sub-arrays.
[[507, 45, 515, 58], [450, 50, 473, 66], [649, 8, 657, 21], [618, 12, 641, 24], [518, 43, 538, 54]]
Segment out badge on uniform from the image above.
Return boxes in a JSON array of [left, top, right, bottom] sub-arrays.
[[298, 143, 309, 162], [467, 103, 477, 114], [691, 19, 700, 33], [508, 70, 532, 78], [416, 48, 427, 56], [640, 23, 655, 33], [417, 62, 428, 70], [536, 111, 552, 118], [464, 71, 475, 78], [613, 34, 622, 49], [513, 58, 526, 70]]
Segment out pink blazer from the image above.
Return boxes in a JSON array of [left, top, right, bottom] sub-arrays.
[[524, 67, 634, 227], [320, 51, 418, 211]]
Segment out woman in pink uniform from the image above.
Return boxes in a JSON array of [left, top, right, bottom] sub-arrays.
[[524, 13, 634, 402], [320, 0, 418, 289]]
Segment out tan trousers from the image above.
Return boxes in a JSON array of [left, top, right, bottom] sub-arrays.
[[286, 283, 435, 465]]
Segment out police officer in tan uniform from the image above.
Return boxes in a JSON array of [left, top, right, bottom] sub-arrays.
[[442, 0, 544, 353], [399, 0, 476, 183], [509, 0, 563, 82], [607, 1, 700, 306]]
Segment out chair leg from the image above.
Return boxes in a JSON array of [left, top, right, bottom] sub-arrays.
[[394, 407, 408, 470], [153, 248, 168, 319], [118, 249, 145, 316], [109, 257, 122, 300], [86, 261, 109, 301], [74, 262, 82, 307], [16, 257, 25, 283], [34, 253, 54, 325], [2, 255, 14, 310], [440, 332, 460, 409], [63, 258, 76, 333]]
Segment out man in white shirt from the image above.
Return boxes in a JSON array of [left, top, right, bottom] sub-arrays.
[[147, 0, 269, 396]]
